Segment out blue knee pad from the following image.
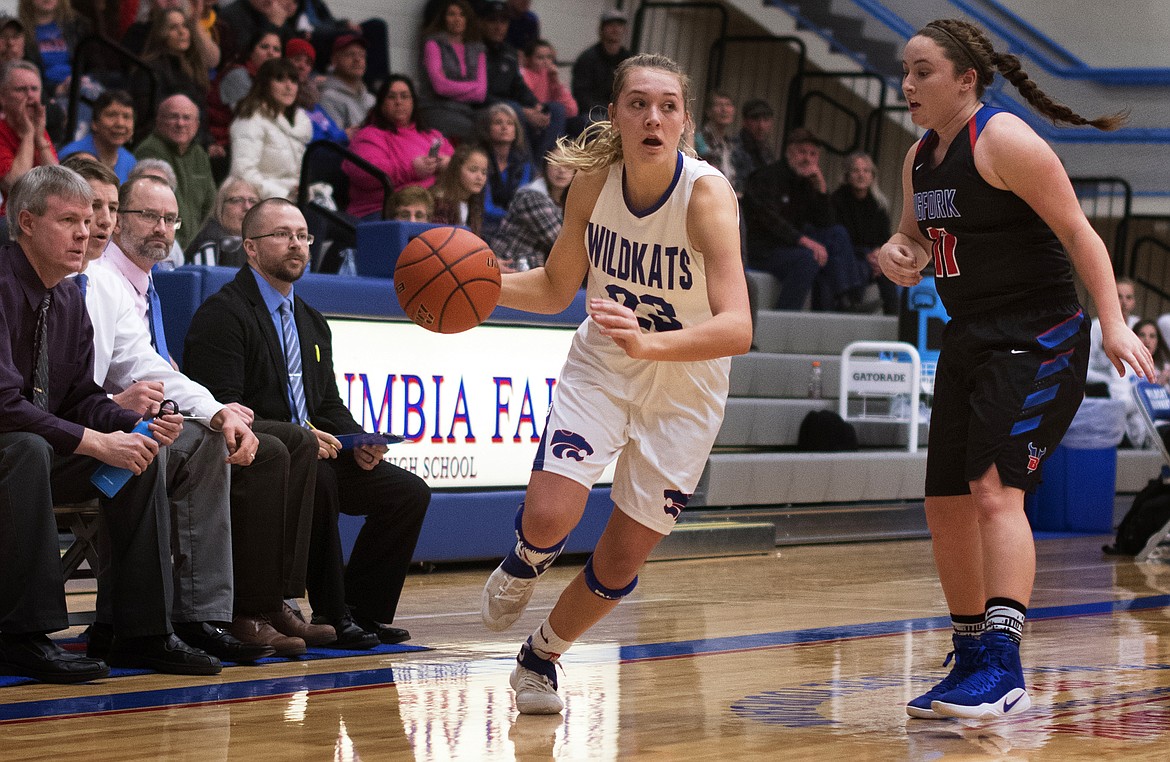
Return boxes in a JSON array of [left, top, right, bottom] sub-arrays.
[[583, 555, 638, 601], [501, 502, 568, 578]]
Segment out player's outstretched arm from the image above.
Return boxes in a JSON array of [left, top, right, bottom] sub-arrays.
[[592, 175, 751, 362], [497, 168, 602, 314]]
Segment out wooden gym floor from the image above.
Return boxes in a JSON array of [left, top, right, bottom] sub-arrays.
[[3, 534, 1170, 760]]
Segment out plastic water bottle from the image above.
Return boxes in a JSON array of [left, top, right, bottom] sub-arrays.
[[91, 418, 155, 497], [808, 360, 823, 399]]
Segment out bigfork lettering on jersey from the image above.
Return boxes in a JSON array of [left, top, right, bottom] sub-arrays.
[[586, 221, 694, 291], [914, 188, 960, 222]]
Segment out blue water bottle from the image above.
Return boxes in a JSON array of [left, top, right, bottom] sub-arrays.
[[90, 418, 155, 498]]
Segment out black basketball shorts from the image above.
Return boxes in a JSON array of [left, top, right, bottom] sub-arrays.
[[925, 302, 1090, 496]]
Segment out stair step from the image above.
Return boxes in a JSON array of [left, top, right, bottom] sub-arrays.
[[695, 450, 926, 507], [650, 520, 776, 561], [755, 310, 898, 354], [687, 502, 929, 545], [718, 397, 927, 447]]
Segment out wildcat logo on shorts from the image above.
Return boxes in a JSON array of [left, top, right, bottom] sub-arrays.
[[550, 429, 593, 461], [1027, 442, 1047, 473], [663, 489, 691, 519]]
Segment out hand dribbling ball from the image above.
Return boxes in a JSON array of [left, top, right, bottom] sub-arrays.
[[394, 227, 501, 333]]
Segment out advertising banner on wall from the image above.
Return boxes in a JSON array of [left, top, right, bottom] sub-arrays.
[[329, 318, 615, 489]]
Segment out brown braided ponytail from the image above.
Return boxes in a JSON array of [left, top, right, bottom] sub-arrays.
[[919, 19, 1127, 131]]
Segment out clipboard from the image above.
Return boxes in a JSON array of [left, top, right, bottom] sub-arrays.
[[334, 432, 405, 450]]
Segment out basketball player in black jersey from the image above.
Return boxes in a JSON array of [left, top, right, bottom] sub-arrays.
[[879, 18, 1155, 720]]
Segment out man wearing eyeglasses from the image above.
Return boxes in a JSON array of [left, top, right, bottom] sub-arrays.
[[133, 94, 216, 249], [184, 198, 431, 647], [84, 174, 303, 660]]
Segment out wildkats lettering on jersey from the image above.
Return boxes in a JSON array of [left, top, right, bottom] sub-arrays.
[[586, 222, 694, 291], [587, 221, 693, 331]]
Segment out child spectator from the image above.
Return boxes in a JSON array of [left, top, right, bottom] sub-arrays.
[[431, 142, 488, 235], [391, 185, 434, 222]]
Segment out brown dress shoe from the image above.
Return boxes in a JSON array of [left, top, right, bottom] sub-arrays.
[[230, 615, 307, 658], [266, 603, 337, 647]]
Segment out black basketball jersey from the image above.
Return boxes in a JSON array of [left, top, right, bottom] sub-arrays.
[[912, 106, 1077, 318]]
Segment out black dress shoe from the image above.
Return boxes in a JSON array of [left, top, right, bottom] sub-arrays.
[[85, 621, 114, 660], [173, 621, 275, 663], [0, 633, 109, 684], [352, 614, 411, 645], [108, 633, 223, 675], [311, 615, 379, 650]]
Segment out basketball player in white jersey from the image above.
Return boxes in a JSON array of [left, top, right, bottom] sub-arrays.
[[480, 53, 752, 714]]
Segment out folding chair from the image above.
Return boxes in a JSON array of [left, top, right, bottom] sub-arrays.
[[54, 500, 103, 625], [1129, 381, 1170, 561]]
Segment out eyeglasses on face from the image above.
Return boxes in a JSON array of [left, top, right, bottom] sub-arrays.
[[120, 209, 182, 229], [249, 230, 314, 245], [225, 196, 260, 206]]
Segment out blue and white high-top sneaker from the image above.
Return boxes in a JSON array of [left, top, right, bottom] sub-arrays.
[[906, 634, 983, 719], [510, 640, 564, 714], [931, 631, 1031, 719]]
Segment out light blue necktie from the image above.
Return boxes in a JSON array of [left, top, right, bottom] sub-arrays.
[[146, 278, 170, 362], [280, 300, 310, 427], [76, 273, 88, 301]]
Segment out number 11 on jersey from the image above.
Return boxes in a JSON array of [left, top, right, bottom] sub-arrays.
[[927, 226, 960, 277]]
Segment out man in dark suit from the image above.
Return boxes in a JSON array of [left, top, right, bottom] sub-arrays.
[[0, 165, 219, 681], [183, 198, 431, 645]]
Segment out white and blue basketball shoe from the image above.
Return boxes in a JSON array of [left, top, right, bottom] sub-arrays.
[[510, 640, 564, 714], [906, 634, 983, 718], [931, 632, 1031, 719]]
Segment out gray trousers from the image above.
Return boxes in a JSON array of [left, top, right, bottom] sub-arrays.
[[97, 421, 234, 624]]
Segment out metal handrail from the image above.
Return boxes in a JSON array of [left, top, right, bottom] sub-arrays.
[[296, 139, 395, 226]]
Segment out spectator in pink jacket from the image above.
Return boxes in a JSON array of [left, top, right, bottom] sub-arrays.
[[521, 39, 577, 121], [343, 74, 453, 220], [416, 0, 486, 143]]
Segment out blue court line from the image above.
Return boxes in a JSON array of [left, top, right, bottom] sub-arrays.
[[620, 594, 1170, 662], [4, 594, 1170, 723]]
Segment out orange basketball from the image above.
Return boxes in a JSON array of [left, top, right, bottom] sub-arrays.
[[394, 227, 501, 333]]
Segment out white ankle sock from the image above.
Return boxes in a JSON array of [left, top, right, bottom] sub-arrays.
[[529, 618, 573, 663]]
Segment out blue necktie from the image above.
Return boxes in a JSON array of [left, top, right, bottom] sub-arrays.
[[146, 278, 170, 362], [280, 300, 310, 427], [76, 273, 88, 301]]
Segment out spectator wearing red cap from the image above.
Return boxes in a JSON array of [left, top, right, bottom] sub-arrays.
[[318, 33, 373, 139], [287, 37, 347, 145], [294, 0, 390, 90]]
